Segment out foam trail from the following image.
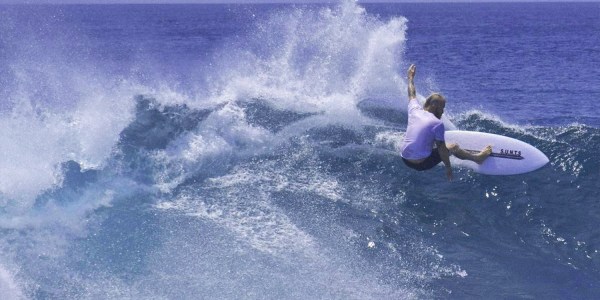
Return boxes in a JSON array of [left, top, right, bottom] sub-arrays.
[[0, 264, 25, 300]]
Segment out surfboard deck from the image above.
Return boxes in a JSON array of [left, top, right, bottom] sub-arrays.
[[444, 130, 549, 175]]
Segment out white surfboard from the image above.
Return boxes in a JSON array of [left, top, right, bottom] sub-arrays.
[[444, 130, 549, 175]]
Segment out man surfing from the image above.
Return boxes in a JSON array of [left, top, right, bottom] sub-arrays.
[[401, 64, 492, 181]]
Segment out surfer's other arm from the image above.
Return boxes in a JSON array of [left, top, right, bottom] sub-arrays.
[[407, 64, 416, 100], [436, 141, 453, 181]]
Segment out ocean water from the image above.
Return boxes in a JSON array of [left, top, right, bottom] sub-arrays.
[[0, 1, 599, 299]]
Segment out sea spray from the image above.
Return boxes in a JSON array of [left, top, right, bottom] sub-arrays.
[[206, 0, 408, 113]]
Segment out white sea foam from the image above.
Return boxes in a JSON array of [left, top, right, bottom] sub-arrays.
[[151, 102, 274, 193], [203, 0, 408, 117], [0, 264, 25, 300], [375, 130, 405, 151], [0, 77, 140, 211], [157, 160, 322, 256]]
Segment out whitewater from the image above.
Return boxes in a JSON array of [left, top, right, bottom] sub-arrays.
[[0, 1, 599, 299]]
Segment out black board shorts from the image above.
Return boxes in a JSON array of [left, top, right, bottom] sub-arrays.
[[402, 149, 442, 171]]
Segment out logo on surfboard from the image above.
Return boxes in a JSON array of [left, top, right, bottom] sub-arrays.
[[466, 149, 524, 160], [498, 149, 523, 159]]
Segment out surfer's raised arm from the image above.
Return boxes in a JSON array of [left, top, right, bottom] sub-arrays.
[[407, 64, 417, 101]]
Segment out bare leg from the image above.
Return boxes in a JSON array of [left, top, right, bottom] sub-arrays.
[[447, 143, 492, 164]]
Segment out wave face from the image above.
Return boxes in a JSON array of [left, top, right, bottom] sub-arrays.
[[0, 2, 599, 299]]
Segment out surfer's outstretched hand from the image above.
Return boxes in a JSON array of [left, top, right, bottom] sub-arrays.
[[407, 64, 417, 100], [407, 64, 416, 80], [445, 166, 453, 181]]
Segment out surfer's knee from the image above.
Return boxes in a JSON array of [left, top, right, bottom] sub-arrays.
[[447, 143, 460, 153]]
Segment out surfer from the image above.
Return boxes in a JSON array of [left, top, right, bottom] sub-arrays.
[[401, 64, 492, 181]]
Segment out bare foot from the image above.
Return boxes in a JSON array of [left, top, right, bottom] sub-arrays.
[[474, 145, 492, 164]]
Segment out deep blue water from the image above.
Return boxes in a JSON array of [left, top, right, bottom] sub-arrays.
[[0, 2, 599, 299]]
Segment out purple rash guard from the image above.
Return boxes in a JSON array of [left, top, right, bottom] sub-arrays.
[[400, 99, 445, 160]]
